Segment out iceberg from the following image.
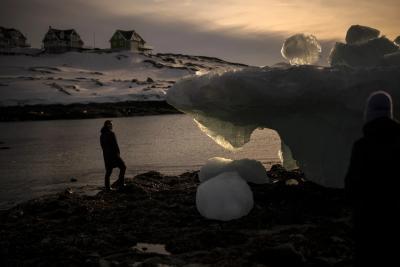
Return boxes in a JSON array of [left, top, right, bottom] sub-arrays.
[[167, 66, 400, 188], [345, 25, 380, 45], [199, 157, 269, 184], [196, 171, 254, 221], [281, 34, 321, 65], [329, 37, 399, 67], [330, 25, 399, 67]]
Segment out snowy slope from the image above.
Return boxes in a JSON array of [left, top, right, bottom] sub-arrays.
[[0, 50, 245, 106]]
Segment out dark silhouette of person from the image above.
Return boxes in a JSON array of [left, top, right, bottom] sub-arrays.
[[345, 91, 400, 266], [100, 120, 126, 190]]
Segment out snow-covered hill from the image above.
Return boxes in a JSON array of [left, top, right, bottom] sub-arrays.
[[0, 50, 246, 106]]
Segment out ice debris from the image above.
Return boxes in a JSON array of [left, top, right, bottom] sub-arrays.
[[330, 36, 398, 67], [281, 34, 321, 65], [394, 36, 400, 46], [330, 25, 399, 67], [196, 171, 254, 221], [199, 157, 269, 184], [345, 25, 380, 45]]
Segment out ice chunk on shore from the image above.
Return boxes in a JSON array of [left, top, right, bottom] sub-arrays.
[[395, 36, 400, 46], [281, 34, 321, 65], [196, 172, 254, 221], [329, 36, 399, 67], [345, 25, 380, 45], [167, 66, 400, 187], [199, 157, 233, 182], [199, 157, 269, 184]]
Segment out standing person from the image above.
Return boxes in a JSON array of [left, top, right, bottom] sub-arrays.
[[100, 120, 126, 190], [345, 91, 400, 266]]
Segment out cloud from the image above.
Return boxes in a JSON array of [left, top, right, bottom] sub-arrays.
[[0, 0, 396, 65]]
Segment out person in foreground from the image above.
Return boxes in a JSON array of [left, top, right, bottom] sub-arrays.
[[100, 120, 126, 190], [345, 91, 400, 266]]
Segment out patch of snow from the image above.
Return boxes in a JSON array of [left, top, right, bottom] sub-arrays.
[[0, 51, 243, 106]]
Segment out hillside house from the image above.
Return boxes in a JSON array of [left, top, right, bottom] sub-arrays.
[[109, 30, 151, 52], [0, 26, 29, 48], [42, 26, 84, 53]]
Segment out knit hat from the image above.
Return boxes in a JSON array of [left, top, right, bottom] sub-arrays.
[[365, 91, 393, 123]]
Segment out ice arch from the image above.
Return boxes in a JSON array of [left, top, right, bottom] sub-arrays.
[[166, 66, 400, 188]]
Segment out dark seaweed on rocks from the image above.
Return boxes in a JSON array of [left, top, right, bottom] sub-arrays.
[[0, 166, 353, 266]]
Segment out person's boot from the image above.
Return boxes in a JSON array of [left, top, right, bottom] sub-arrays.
[[105, 176, 111, 191], [116, 178, 125, 190]]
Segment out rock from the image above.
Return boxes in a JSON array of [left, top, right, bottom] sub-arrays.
[[64, 188, 73, 194], [285, 179, 299, 186], [146, 77, 154, 83], [345, 25, 380, 44], [70, 178, 78, 182], [99, 259, 111, 267], [250, 243, 305, 267]]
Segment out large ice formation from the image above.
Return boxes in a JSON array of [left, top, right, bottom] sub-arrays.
[[345, 25, 380, 45], [281, 34, 321, 65], [166, 66, 400, 188], [196, 172, 254, 221], [330, 25, 399, 67], [199, 157, 269, 184]]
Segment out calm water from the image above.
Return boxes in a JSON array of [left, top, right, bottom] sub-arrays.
[[0, 114, 281, 209]]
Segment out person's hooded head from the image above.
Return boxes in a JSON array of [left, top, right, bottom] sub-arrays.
[[365, 91, 393, 123], [101, 120, 113, 133]]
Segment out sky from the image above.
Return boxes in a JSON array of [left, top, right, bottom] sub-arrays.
[[1, 0, 399, 66]]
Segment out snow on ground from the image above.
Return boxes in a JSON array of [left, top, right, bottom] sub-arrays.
[[0, 50, 244, 106]]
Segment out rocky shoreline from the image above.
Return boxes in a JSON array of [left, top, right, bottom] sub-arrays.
[[0, 101, 182, 121], [0, 166, 354, 266]]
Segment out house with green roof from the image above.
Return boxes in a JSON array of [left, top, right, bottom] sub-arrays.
[[109, 30, 151, 52]]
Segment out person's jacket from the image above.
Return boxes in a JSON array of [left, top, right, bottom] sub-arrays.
[[345, 117, 400, 204], [345, 117, 400, 266], [100, 127, 120, 166]]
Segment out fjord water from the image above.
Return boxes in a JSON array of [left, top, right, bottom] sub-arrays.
[[0, 114, 280, 209]]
